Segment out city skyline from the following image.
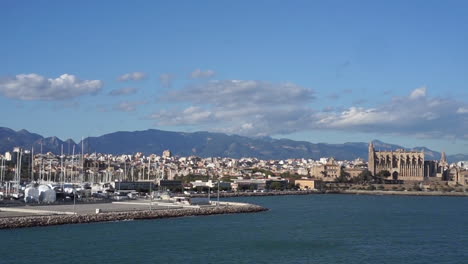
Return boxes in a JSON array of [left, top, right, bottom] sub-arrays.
[[1, 0, 468, 154]]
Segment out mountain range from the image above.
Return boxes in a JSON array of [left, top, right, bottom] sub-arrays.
[[0, 127, 467, 163]]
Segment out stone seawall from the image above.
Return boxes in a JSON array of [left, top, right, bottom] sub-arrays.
[[191, 190, 468, 198], [334, 190, 468, 197], [0, 204, 267, 230], [191, 190, 320, 198]]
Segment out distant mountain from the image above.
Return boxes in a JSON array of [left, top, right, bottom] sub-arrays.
[[0, 127, 466, 162], [0, 127, 78, 155]]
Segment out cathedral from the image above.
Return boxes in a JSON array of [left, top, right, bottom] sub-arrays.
[[368, 142, 440, 182]]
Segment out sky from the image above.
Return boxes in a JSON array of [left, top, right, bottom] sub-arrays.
[[1, 0, 468, 154]]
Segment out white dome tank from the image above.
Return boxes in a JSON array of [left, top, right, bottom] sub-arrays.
[[24, 187, 39, 203], [38, 184, 56, 203]]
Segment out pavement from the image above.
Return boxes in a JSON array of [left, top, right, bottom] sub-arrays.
[[0, 199, 202, 218]]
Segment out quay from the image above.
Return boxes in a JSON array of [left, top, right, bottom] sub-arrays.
[[0, 200, 267, 229]]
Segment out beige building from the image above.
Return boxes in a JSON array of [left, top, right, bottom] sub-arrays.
[[162, 150, 172, 158], [344, 167, 365, 178], [447, 168, 467, 186], [460, 171, 468, 186], [311, 158, 340, 181], [295, 179, 323, 190]]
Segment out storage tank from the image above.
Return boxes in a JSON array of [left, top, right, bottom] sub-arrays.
[[24, 187, 39, 203], [38, 184, 56, 203]]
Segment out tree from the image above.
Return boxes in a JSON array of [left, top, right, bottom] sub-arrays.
[[252, 168, 274, 177], [336, 168, 350, 183], [280, 172, 302, 180], [375, 170, 391, 184], [269, 182, 283, 190], [352, 170, 373, 184]]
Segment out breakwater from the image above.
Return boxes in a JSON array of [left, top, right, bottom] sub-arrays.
[[0, 202, 267, 230]]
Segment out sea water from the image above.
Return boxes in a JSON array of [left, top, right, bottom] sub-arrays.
[[0, 194, 466, 264]]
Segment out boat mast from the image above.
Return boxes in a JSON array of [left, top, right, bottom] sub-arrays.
[[148, 157, 151, 181], [17, 149, 22, 194], [124, 160, 127, 181], [40, 142, 43, 183], [71, 145, 75, 183], [48, 160, 52, 182], [61, 144, 64, 188], [0, 157, 3, 183], [31, 147, 34, 182], [81, 136, 84, 183]]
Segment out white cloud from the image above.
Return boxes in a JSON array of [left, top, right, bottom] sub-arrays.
[[457, 107, 468, 114], [315, 87, 468, 139], [152, 80, 315, 136], [163, 80, 314, 106], [0, 73, 103, 100], [117, 72, 147, 82], [316, 107, 386, 128], [108, 87, 138, 96], [409, 86, 426, 99], [190, 69, 216, 79], [150, 79, 468, 140], [159, 73, 174, 88]]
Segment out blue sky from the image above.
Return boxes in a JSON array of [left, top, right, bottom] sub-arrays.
[[1, 0, 468, 154]]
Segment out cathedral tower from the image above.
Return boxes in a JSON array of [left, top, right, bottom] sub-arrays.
[[368, 142, 376, 176]]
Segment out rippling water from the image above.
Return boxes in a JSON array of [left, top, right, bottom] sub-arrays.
[[1, 194, 467, 264]]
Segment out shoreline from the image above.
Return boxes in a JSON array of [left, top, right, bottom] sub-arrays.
[[330, 189, 468, 197], [190, 189, 468, 198], [0, 202, 267, 230]]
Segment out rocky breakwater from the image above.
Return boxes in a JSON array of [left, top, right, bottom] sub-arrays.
[[0, 203, 267, 230]]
